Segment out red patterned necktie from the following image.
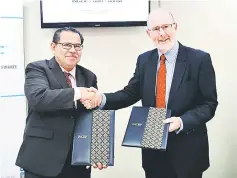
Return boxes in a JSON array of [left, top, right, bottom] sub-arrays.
[[64, 72, 72, 88], [156, 54, 166, 108]]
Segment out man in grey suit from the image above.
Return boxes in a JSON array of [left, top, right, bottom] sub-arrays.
[[15, 27, 104, 178]]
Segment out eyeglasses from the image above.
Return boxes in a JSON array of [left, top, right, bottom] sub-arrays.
[[148, 23, 176, 33], [57, 42, 83, 51]]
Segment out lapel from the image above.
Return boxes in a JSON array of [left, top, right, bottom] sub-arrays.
[[48, 57, 69, 88], [145, 49, 159, 106], [167, 43, 187, 108], [75, 65, 86, 87], [49, 57, 86, 88], [75, 65, 86, 108], [49, 57, 87, 109]]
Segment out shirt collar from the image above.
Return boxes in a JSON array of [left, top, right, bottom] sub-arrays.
[[60, 66, 76, 79], [158, 40, 179, 63]]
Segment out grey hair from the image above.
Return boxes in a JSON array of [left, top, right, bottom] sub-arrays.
[[146, 10, 176, 29]]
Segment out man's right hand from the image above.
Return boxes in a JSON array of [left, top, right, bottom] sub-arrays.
[[79, 87, 96, 101], [80, 87, 102, 109]]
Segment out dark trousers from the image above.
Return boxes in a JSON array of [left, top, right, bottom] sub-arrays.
[[25, 147, 90, 178], [145, 171, 202, 178], [143, 151, 202, 178]]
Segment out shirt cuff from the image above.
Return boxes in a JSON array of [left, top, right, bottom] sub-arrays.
[[98, 94, 106, 109], [74, 87, 81, 101], [176, 117, 183, 134]]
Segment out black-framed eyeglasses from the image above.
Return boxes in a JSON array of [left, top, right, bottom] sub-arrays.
[[57, 42, 83, 51], [148, 23, 176, 33]]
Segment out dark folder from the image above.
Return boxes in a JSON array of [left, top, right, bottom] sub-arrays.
[[71, 110, 115, 166], [122, 107, 171, 150]]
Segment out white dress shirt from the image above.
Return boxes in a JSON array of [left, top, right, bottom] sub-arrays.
[[60, 66, 81, 107]]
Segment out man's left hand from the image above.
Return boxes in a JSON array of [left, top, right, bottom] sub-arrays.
[[163, 117, 181, 132], [92, 163, 108, 170]]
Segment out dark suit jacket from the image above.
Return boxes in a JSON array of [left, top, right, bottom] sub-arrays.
[[103, 43, 218, 176], [15, 57, 97, 177]]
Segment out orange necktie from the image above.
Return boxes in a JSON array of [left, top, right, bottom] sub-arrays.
[[156, 54, 166, 108]]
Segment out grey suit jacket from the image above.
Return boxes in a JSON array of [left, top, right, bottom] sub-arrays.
[[15, 57, 97, 177]]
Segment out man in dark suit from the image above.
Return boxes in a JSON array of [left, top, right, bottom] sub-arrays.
[[15, 27, 105, 178], [82, 8, 218, 178]]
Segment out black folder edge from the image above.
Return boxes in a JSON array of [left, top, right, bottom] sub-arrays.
[[108, 110, 115, 166], [71, 111, 92, 166], [121, 106, 148, 148], [161, 108, 171, 150]]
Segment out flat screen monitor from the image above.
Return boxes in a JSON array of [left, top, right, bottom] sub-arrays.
[[40, 0, 150, 28]]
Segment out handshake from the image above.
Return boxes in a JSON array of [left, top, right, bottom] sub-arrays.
[[78, 87, 102, 109]]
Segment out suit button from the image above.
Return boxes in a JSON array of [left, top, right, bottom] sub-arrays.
[[69, 133, 72, 137], [70, 116, 74, 119]]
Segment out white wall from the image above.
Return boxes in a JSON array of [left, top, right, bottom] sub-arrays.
[[22, 0, 237, 177]]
